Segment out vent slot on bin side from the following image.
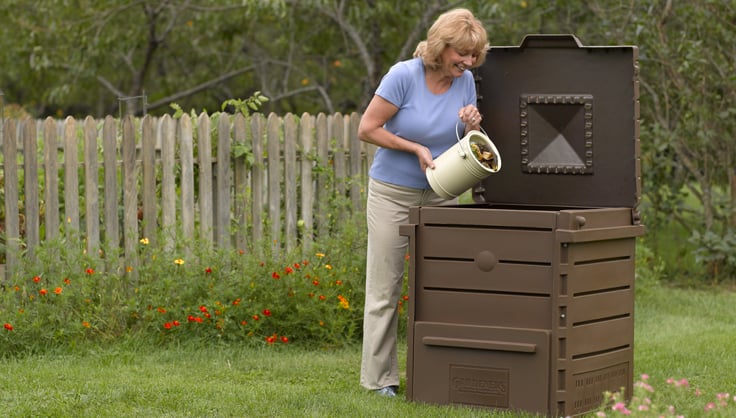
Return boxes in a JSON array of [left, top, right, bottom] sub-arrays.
[[520, 94, 594, 175]]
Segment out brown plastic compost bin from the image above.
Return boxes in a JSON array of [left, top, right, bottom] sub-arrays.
[[400, 34, 644, 417]]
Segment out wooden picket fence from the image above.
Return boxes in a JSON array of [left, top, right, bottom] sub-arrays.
[[0, 112, 374, 280]]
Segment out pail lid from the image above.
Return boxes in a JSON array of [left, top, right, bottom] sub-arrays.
[[475, 34, 640, 209]]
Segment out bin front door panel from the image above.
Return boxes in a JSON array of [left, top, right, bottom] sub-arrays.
[[412, 322, 551, 414]]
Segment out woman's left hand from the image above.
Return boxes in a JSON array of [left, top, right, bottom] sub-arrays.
[[459, 105, 482, 129]]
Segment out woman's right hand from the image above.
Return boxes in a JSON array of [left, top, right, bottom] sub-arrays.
[[415, 144, 435, 172]]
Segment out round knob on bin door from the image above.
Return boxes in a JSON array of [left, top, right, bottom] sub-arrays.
[[475, 250, 497, 272]]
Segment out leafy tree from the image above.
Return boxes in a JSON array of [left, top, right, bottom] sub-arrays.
[[1, 0, 735, 280]]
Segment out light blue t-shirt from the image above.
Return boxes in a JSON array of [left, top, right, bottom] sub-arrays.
[[369, 57, 477, 189]]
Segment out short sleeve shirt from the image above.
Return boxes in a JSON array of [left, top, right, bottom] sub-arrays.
[[368, 57, 477, 189]]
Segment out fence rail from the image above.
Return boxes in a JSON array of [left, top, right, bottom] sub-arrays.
[[0, 112, 374, 280]]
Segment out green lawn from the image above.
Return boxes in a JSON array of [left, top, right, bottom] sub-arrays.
[[2, 282, 735, 417]]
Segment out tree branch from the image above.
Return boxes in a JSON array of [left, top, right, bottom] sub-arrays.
[[146, 65, 256, 110]]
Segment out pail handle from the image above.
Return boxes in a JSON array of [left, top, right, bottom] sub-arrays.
[[454, 121, 490, 159]]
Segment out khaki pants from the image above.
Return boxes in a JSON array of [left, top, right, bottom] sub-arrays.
[[360, 178, 453, 390]]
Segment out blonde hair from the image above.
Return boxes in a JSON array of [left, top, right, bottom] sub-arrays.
[[413, 8, 489, 71]]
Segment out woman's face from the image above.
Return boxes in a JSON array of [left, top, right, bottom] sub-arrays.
[[440, 46, 478, 77]]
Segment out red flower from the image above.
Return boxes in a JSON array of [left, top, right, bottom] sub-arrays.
[[85, 268, 95, 275], [293, 263, 301, 269], [39, 288, 48, 296], [335, 280, 343, 285], [172, 320, 181, 327], [403, 295, 409, 301], [240, 320, 248, 326], [157, 307, 166, 313], [252, 314, 260, 321], [312, 280, 319, 286], [64, 278, 71, 285], [280, 336, 289, 344], [194, 317, 203, 323], [199, 305, 208, 313], [205, 267, 212, 274], [3, 323, 13, 331], [187, 315, 196, 322], [265, 336, 276, 345], [164, 322, 173, 329], [319, 295, 326, 301], [54, 287, 63, 295], [33, 276, 41, 283], [204, 313, 211, 319], [232, 298, 241, 306], [262, 309, 272, 317], [284, 266, 294, 274], [272, 272, 281, 279]]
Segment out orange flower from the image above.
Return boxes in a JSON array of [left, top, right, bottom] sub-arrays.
[[39, 289, 48, 296], [337, 295, 349, 310], [82, 321, 91, 328], [3, 323, 13, 331], [54, 287, 62, 295]]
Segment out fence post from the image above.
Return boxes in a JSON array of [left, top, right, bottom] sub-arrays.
[[2, 119, 19, 281], [215, 114, 232, 248], [232, 113, 248, 252], [84, 116, 100, 255], [160, 115, 177, 251], [43, 117, 60, 240], [299, 112, 315, 252], [251, 113, 265, 252], [23, 120, 40, 261], [180, 114, 195, 241], [121, 114, 139, 275], [142, 115, 157, 244], [284, 113, 298, 253], [198, 113, 213, 243], [267, 113, 282, 254], [63, 117, 80, 234], [102, 116, 119, 252]]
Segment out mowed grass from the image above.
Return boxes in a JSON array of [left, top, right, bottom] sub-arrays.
[[634, 284, 736, 392], [2, 282, 735, 418]]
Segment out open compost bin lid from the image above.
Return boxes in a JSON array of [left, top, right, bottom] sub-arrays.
[[475, 34, 640, 212]]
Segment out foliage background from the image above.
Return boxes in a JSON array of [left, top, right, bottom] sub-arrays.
[[1, 1, 734, 278]]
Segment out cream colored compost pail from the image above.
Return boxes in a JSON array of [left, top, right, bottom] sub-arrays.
[[426, 127, 502, 199]]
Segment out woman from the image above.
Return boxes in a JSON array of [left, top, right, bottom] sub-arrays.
[[358, 8, 489, 397]]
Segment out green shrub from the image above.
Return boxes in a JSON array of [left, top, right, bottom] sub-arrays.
[[0, 215, 370, 356]]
